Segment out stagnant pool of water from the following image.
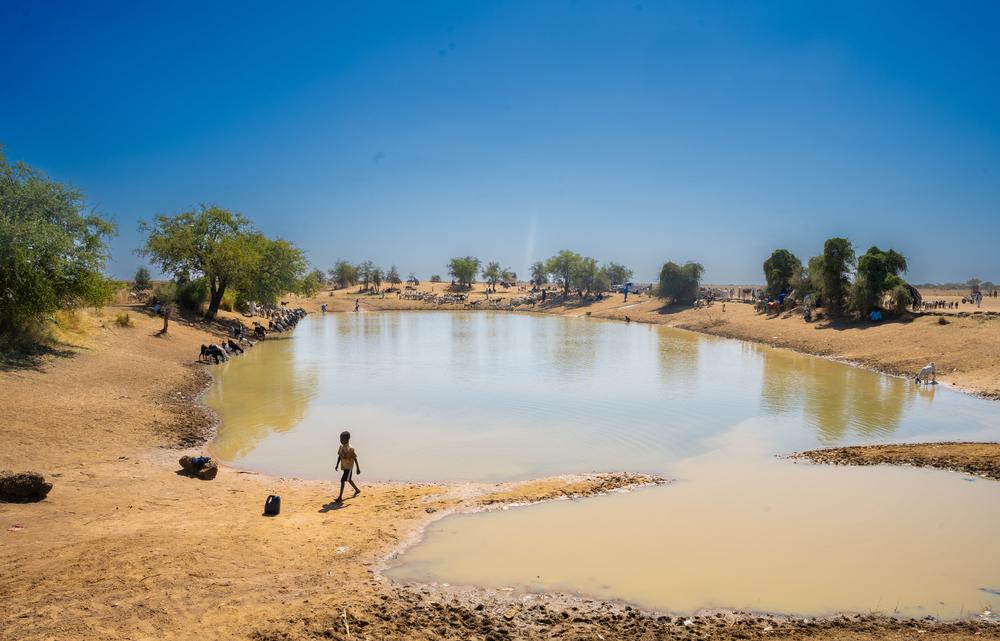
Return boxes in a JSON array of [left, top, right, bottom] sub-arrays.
[[206, 312, 1000, 618]]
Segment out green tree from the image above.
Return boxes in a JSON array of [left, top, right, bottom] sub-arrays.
[[656, 261, 704, 304], [483, 261, 502, 292], [386, 265, 402, 288], [356, 261, 375, 291], [132, 266, 152, 292], [235, 236, 308, 306], [430, 274, 442, 283], [447, 256, 480, 288], [530, 261, 548, 287], [407, 272, 420, 286], [604, 262, 633, 288], [371, 266, 384, 292], [571, 256, 602, 294], [298, 268, 326, 298], [851, 246, 908, 316], [545, 250, 583, 297], [819, 237, 856, 315], [139, 205, 258, 319], [763, 249, 802, 298], [329, 260, 358, 289], [0, 151, 117, 343]]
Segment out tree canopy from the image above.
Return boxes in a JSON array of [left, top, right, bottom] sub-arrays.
[[656, 261, 704, 304], [447, 256, 480, 288], [387, 265, 402, 287], [851, 246, 908, 315], [545, 250, 583, 297], [482, 261, 502, 291], [763, 249, 802, 298], [132, 266, 152, 292], [1, 151, 117, 343], [819, 237, 856, 315], [139, 205, 307, 317], [604, 262, 633, 287], [530, 261, 548, 287], [329, 260, 357, 289]]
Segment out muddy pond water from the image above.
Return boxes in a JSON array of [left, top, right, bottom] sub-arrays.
[[206, 312, 1000, 618]]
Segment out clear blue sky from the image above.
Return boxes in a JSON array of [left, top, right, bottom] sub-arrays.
[[3, 1, 998, 283]]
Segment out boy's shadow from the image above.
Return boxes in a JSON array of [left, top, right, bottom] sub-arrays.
[[319, 500, 352, 513]]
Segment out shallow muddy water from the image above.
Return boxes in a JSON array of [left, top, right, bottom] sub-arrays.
[[207, 312, 1000, 617]]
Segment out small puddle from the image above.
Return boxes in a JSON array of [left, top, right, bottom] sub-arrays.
[[205, 312, 1000, 617]]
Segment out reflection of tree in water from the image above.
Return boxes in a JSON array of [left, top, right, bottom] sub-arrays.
[[655, 327, 701, 395], [208, 337, 319, 460], [535, 316, 602, 381], [760, 348, 913, 443]]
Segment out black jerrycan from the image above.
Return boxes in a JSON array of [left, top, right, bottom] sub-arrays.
[[263, 494, 281, 516]]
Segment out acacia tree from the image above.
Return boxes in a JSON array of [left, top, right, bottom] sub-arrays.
[[571, 256, 601, 294], [430, 274, 442, 283], [604, 262, 633, 288], [356, 261, 375, 291], [656, 261, 704, 304], [0, 151, 117, 343], [407, 272, 420, 286], [851, 246, 908, 316], [229, 235, 307, 307], [386, 265, 402, 289], [447, 256, 480, 288], [545, 250, 583, 297], [530, 261, 548, 287], [763, 249, 802, 298], [483, 261, 502, 292], [329, 260, 358, 289], [819, 238, 855, 316], [139, 205, 257, 319]]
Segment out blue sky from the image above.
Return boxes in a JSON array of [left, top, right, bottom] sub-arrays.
[[2, 1, 998, 283]]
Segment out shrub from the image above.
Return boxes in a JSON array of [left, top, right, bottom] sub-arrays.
[[219, 290, 236, 312], [114, 312, 134, 328], [177, 278, 208, 311]]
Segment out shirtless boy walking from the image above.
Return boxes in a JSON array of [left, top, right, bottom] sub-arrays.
[[335, 430, 361, 503]]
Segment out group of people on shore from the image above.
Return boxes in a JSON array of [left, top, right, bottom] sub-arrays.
[[198, 305, 307, 365]]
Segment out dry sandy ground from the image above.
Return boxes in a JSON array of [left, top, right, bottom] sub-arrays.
[[2, 299, 999, 640]]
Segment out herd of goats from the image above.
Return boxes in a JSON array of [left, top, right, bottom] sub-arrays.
[[198, 305, 308, 364]]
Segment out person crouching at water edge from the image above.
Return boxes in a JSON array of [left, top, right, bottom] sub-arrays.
[[335, 431, 361, 503]]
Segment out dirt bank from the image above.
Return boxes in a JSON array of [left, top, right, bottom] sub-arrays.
[[3, 304, 999, 640], [792, 442, 1000, 480]]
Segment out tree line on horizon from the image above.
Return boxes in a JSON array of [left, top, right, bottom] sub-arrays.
[[4, 150, 996, 351]]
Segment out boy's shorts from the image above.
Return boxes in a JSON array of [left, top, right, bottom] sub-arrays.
[[341, 468, 352, 482]]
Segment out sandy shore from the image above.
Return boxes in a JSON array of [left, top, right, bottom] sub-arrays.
[[2, 297, 999, 640], [792, 442, 1000, 480]]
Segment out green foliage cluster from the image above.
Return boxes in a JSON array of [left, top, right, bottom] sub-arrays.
[[763, 249, 802, 298], [329, 260, 358, 289], [540, 250, 631, 297], [132, 266, 152, 292], [0, 151, 117, 345], [139, 205, 308, 318], [448, 256, 481, 288], [763, 238, 913, 318], [656, 261, 704, 304], [851, 247, 909, 315]]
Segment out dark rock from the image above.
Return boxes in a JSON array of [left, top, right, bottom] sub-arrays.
[[197, 459, 219, 480], [0, 471, 53, 502]]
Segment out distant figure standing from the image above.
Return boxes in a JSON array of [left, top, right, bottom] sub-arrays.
[[623, 285, 629, 303], [354, 299, 360, 313], [335, 430, 361, 503]]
